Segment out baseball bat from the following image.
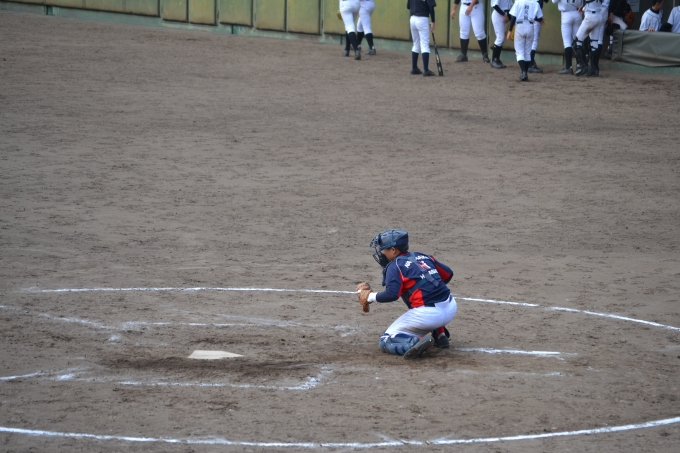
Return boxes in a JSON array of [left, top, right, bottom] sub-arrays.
[[431, 33, 444, 76]]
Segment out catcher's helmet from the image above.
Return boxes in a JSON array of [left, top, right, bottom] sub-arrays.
[[370, 229, 409, 267]]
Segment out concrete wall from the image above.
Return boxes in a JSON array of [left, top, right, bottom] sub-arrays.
[[6, 0, 644, 55]]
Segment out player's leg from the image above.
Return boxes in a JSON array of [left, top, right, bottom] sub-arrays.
[[360, 0, 376, 54], [457, 12, 471, 62], [471, 5, 489, 63], [417, 17, 434, 76], [410, 16, 422, 74], [380, 298, 457, 357], [356, 15, 364, 50], [574, 14, 596, 76], [340, 0, 361, 59], [490, 11, 506, 68], [588, 17, 605, 77], [529, 21, 543, 73]]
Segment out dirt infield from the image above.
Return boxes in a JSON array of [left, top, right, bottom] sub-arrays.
[[1, 11, 680, 453]]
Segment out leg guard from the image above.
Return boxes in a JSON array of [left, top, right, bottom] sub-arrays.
[[379, 332, 420, 356]]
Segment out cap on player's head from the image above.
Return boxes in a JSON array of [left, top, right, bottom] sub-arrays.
[[652, 0, 663, 5], [370, 229, 409, 267]]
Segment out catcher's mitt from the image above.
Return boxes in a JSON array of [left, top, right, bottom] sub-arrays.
[[356, 282, 372, 313]]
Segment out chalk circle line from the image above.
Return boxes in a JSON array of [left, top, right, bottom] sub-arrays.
[[22, 286, 680, 332], [5, 285, 679, 447]]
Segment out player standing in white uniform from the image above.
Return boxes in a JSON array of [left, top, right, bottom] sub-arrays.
[[451, 0, 490, 63], [490, 0, 512, 68], [573, 0, 607, 77], [553, 0, 583, 74], [639, 0, 664, 32], [667, 5, 680, 33], [340, 0, 362, 60], [357, 0, 377, 55], [408, 0, 438, 77], [528, 0, 548, 73], [507, 0, 545, 81]]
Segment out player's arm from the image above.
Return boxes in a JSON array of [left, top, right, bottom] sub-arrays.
[[367, 263, 403, 304], [428, 0, 436, 31], [451, 0, 460, 20]]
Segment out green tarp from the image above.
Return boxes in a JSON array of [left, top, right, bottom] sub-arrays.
[[613, 29, 680, 67]]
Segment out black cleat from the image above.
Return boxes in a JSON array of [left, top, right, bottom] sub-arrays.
[[575, 65, 589, 77], [528, 65, 543, 73], [423, 70, 436, 77], [366, 47, 376, 55], [483, 53, 490, 64], [587, 68, 600, 77], [354, 49, 361, 60], [434, 335, 450, 349], [455, 54, 468, 63], [342, 49, 349, 57], [490, 59, 505, 69], [410, 67, 422, 75], [403, 334, 435, 359], [557, 67, 573, 75], [519, 71, 528, 81]]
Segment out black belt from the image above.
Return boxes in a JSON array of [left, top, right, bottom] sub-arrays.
[[463, 2, 471, 5], [516, 20, 534, 24]]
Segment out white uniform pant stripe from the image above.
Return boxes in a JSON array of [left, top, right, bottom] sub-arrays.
[[410, 16, 431, 54], [340, 0, 360, 34], [385, 297, 458, 337], [459, 3, 487, 40], [491, 10, 506, 47], [560, 10, 582, 48]]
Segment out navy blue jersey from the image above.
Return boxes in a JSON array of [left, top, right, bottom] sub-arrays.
[[376, 252, 453, 309], [408, 0, 437, 18]]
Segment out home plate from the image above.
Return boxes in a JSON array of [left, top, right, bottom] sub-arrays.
[[188, 350, 243, 360]]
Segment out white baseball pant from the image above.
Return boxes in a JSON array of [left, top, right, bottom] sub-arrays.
[[560, 10, 583, 48], [385, 296, 458, 337], [410, 15, 431, 54], [340, 0, 360, 34], [597, 8, 608, 45], [491, 10, 507, 47], [576, 10, 605, 42], [514, 21, 534, 61], [357, 0, 375, 34], [611, 14, 628, 30], [459, 3, 487, 40], [532, 20, 543, 51]]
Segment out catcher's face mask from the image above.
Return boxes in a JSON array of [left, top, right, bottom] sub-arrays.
[[370, 229, 409, 268]]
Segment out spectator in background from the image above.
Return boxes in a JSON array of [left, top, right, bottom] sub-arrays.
[[639, 0, 664, 32], [605, 0, 631, 59]]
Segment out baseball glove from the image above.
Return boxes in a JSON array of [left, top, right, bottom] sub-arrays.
[[337, 10, 342, 21], [356, 282, 372, 313]]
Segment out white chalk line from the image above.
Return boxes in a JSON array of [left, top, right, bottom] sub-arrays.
[[20, 286, 680, 332], [1, 416, 679, 448], [456, 348, 576, 359], [10, 285, 680, 447], [1, 306, 358, 336], [0, 368, 332, 391]]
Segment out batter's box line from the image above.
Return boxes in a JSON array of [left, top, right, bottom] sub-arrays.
[[18, 286, 680, 332], [1, 416, 680, 448], [0, 368, 332, 391]]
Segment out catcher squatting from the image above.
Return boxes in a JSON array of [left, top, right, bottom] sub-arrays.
[[357, 229, 458, 359]]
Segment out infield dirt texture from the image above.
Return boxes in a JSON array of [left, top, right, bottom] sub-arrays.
[[1, 11, 680, 453]]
